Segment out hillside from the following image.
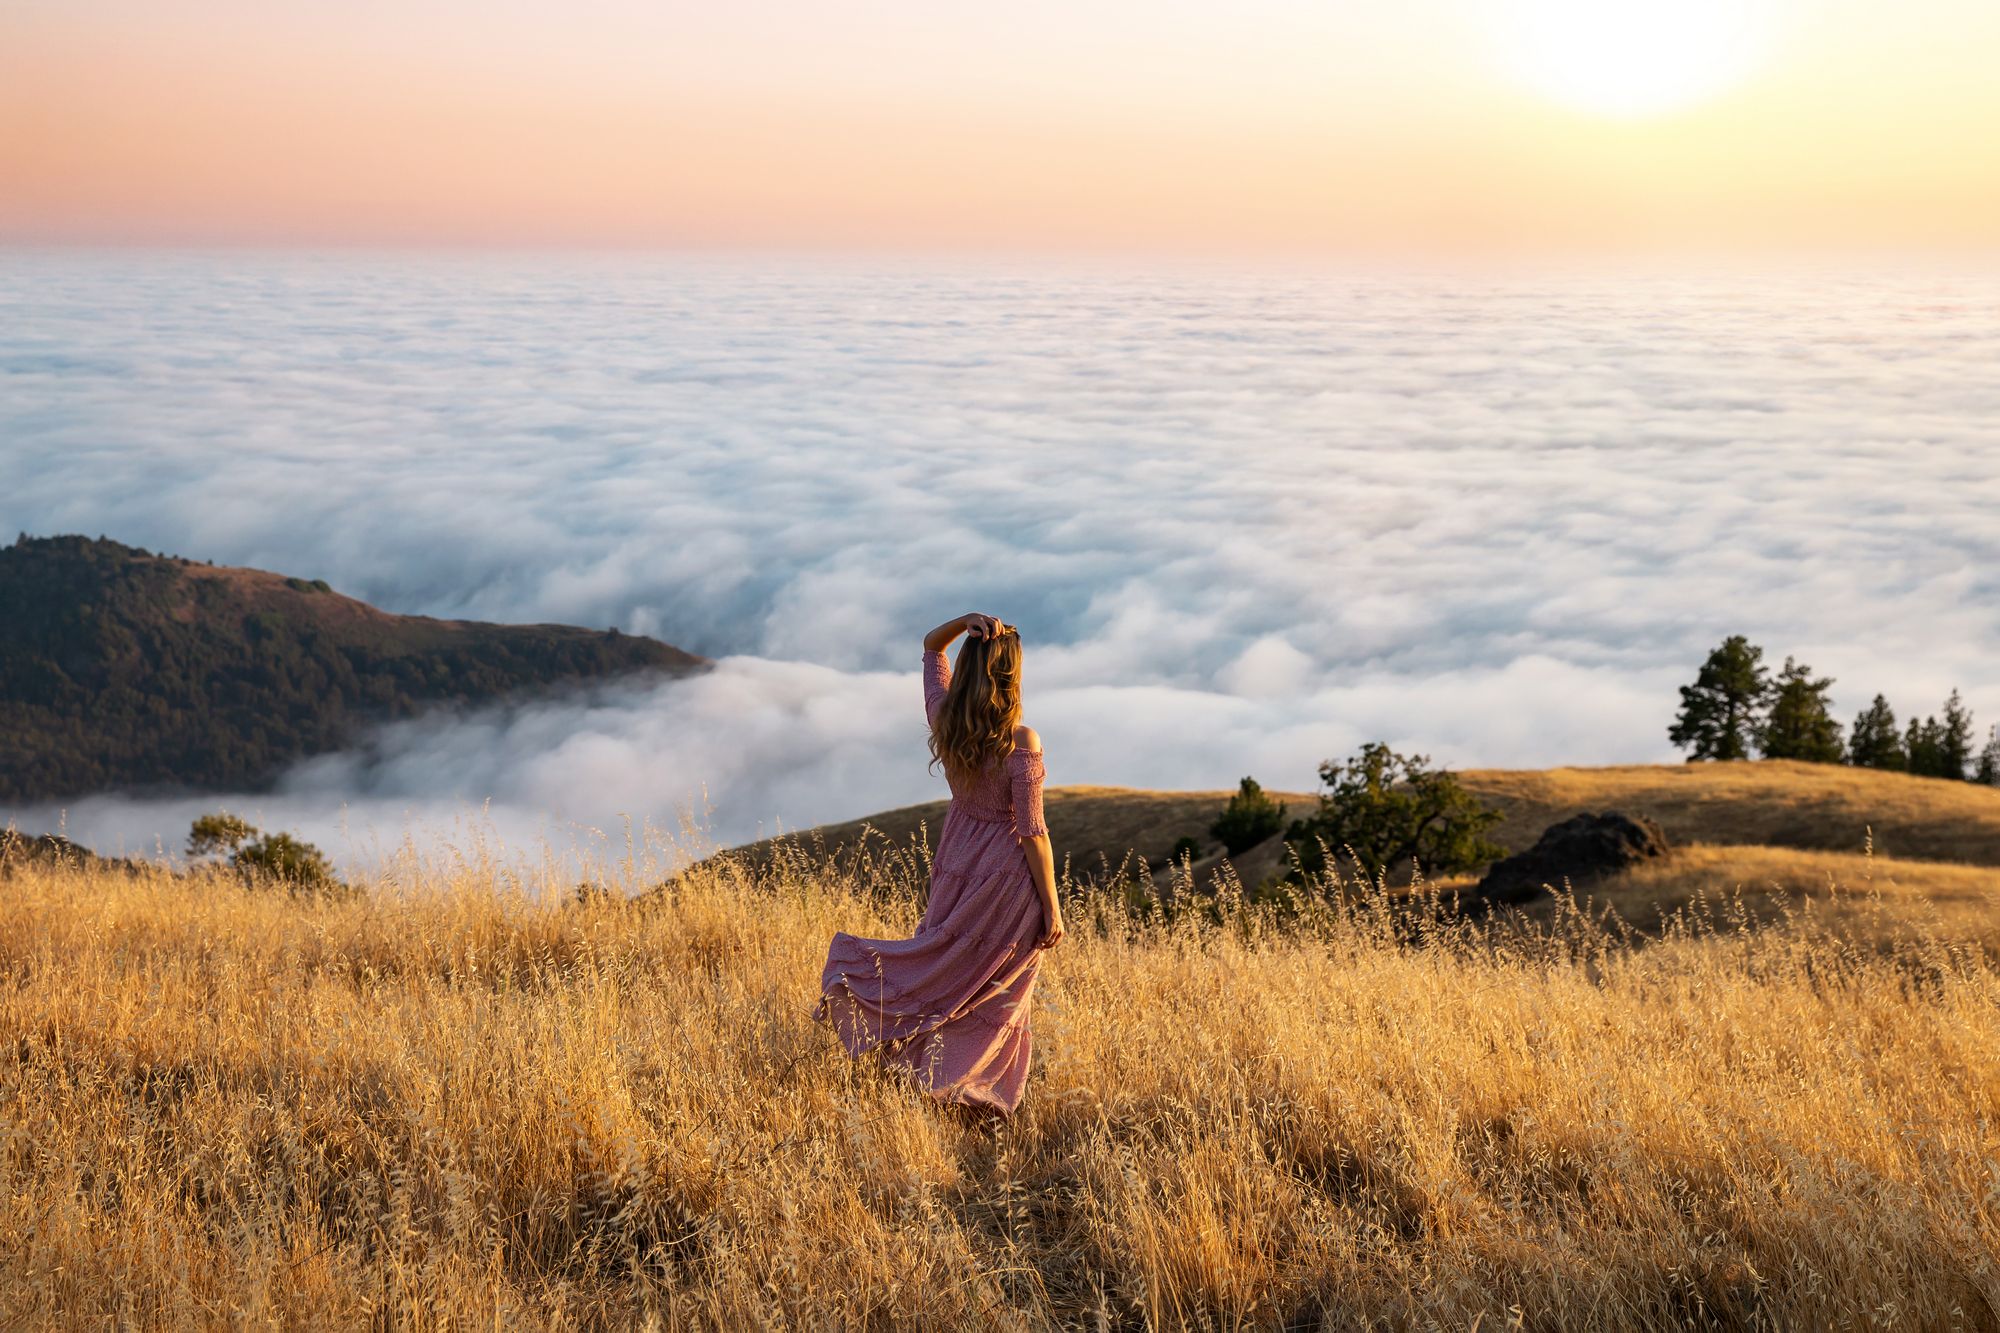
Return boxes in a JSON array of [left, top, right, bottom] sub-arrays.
[[712, 761, 2000, 932], [0, 535, 705, 800]]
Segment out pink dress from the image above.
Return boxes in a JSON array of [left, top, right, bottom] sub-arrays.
[[816, 648, 1050, 1115]]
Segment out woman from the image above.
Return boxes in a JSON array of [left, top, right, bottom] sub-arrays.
[[817, 611, 1062, 1117]]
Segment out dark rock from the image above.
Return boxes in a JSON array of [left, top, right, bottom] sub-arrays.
[[1472, 811, 1670, 907]]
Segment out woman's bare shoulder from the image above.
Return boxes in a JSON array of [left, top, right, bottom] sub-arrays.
[[1013, 724, 1042, 754]]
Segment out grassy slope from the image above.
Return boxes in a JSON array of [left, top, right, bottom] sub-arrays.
[[4, 852, 1995, 1327], [726, 760, 2000, 874], [711, 762, 2000, 942]]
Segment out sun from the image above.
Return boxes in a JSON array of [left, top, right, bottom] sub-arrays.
[[1491, 0, 1780, 118]]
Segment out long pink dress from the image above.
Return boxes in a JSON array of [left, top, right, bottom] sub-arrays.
[[816, 648, 1050, 1115]]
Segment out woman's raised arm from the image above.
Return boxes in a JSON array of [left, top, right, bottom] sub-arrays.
[[924, 612, 1002, 654]]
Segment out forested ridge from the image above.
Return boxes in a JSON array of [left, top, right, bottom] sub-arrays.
[[0, 535, 705, 801]]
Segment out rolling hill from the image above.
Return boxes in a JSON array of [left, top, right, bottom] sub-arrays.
[[0, 535, 706, 800], [710, 760, 2000, 939]]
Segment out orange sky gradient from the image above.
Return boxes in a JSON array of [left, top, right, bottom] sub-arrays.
[[4, 0, 1998, 254]]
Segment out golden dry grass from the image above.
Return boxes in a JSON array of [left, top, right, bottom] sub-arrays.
[[4, 841, 1999, 1330], [1551, 843, 2000, 948]]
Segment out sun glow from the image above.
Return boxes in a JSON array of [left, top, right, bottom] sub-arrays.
[[1494, 0, 1780, 118]]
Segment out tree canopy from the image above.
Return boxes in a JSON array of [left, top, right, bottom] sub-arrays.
[[1668, 636, 1770, 761], [1758, 658, 1844, 763], [1209, 777, 1288, 856], [1285, 743, 1503, 882], [1848, 695, 1905, 770]]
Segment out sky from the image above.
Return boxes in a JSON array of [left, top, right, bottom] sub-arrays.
[[4, 0, 1999, 254]]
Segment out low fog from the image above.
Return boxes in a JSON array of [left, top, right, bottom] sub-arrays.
[[6, 253, 1997, 868]]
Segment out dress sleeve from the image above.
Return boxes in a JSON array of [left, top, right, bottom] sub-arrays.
[[922, 649, 951, 726], [1009, 748, 1048, 839]]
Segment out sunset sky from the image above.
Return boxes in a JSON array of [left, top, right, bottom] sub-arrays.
[[4, 0, 1998, 254]]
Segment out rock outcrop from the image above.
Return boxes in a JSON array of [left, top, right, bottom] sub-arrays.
[[1472, 811, 1670, 907]]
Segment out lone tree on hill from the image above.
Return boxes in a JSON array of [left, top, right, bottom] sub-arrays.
[[1669, 636, 1771, 761], [1209, 777, 1288, 856], [1285, 743, 1504, 882], [188, 812, 338, 893], [1758, 658, 1844, 763], [1847, 695, 1906, 770]]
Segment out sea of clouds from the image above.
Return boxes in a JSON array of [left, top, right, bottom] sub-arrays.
[[5, 251, 1998, 870]]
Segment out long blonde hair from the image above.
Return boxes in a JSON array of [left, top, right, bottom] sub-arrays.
[[929, 628, 1022, 783]]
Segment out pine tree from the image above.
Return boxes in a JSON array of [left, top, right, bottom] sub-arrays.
[[1975, 726, 2000, 786], [1906, 716, 1946, 778], [1758, 658, 1843, 762], [1209, 777, 1287, 856], [1668, 636, 1771, 761], [1939, 689, 1975, 781], [1847, 694, 1905, 770]]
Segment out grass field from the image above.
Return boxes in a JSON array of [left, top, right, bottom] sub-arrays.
[[4, 821, 1998, 1329]]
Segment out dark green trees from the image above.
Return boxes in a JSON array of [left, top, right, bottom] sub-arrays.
[[1940, 690, 1976, 780], [1907, 716, 1946, 778], [1671, 638, 1986, 780], [1759, 658, 1844, 762], [1848, 695, 1905, 770], [1977, 727, 2000, 786], [1210, 777, 1288, 856], [1668, 636, 1770, 760], [1904, 693, 1977, 780], [1285, 743, 1503, 882]]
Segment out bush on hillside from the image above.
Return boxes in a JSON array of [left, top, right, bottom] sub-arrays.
[[187, 812, 340, 894], [1285, 743, 1504, 882], [1209, 778, 1287, 856]]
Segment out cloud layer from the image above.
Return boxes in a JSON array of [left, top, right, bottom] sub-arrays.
[[6, 252, 1998, 866]]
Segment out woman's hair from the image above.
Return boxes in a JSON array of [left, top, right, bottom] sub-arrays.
[[929, 627, 1022, 782]]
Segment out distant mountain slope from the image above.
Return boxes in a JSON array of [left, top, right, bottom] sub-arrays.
[[0, 535, 705, 800], [712, 760, 2000, 884]]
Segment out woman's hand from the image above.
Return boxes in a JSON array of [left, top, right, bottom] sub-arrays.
[[1039, 900, 1064, 950], [925, 612, 1005, 653]]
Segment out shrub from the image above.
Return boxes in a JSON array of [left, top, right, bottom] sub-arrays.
[[1285, 743, 1504, 882], [1209, 778, 1287, 856], [187, 812, 257, 858], [186, 813, 340, 894], [1168, 835, 1204, 865]]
